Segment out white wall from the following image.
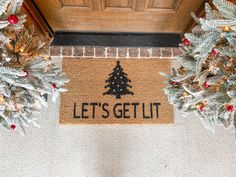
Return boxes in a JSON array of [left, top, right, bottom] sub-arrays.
[[1, 58, 236, 177]]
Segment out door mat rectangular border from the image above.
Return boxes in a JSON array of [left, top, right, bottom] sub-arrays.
[[60, 58, 173, 124]]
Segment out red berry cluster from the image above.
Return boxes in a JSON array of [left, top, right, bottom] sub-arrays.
[[183, 38, 190, 46], [226, 105, 234, 112], [10, 124, 16, 130], [199, 104, 205, 112], [203, 81, 209, 89], [212, 49, 220, 56], [51, 83, 57, 89], [22, 69, 29, 78], [171, 81, 178, 86], [8, 15, 18, 24]]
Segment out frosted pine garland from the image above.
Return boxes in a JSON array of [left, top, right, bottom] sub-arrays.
[[161, 0, 236, 133], [0, 0, 69, 135]]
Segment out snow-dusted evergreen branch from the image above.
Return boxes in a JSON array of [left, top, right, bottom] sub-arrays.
[[0, 0, 69, 135], [213, 0, 236, 18], [0, 0, 11, 16], [161, 0, 236, 135]]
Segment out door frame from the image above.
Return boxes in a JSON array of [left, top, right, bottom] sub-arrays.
[[23, 0, 53, 38], [23, 0, 214, 47]]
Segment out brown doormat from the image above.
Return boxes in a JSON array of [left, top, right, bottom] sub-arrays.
[[60, 58, 173, 124]]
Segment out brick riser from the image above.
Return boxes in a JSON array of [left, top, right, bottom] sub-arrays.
[[50, 46, 181, 59]]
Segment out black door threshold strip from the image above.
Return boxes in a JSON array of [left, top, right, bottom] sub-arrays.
[[52, 32, 181, 47]]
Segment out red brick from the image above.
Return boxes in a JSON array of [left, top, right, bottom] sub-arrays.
[[50, 46, 61, 56], [107, 47, 117, 58], [95, 47, 106, 58], [84, 47, 94, 57], [161, 48, 172, 58], [73, 47, 83, 57], [152, 48, 161, 58], [172, 48, 182, 57], [129, 48, 139, 57], [118, 48, 127, 58], [62, 46, 72, 56], [140, 48, 151, 58]]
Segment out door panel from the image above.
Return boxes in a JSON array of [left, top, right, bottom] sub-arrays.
[[61, 0, 90, 6], [147, 0, 181, 12], [102, 0, 135, 11], [150, 0, 175, 8], [34, 0, 203, 33]]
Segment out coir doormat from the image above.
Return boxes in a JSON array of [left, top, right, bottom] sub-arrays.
[[60, 58, 173, 124]]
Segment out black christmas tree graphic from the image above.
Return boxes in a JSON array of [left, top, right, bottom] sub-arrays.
[[103, 60, 134, 99]]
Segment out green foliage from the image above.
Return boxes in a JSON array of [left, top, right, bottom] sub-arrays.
[[0, 0, 69, 135], [161, 0, 236, 134], [213, 0, 236, 18], [0, 0, 11, 17]]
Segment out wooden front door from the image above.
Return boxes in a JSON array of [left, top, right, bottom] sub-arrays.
[[34, 0, 203, 33]]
